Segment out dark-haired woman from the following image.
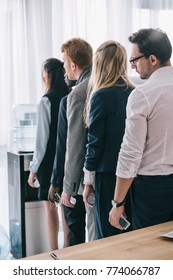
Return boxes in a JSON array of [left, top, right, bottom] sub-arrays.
[[28, 58, 70, 250]]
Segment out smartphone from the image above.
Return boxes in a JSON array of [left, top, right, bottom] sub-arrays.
[[33, 178, 40, 188], [70, 197, 76, 205], [119, 216, 130, 230], [53, 192, 61, 207], [87, 193, 95, 205]]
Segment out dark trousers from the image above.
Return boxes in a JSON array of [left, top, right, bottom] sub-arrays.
[[95, 172, 132, 239], [131, 175, 173, 230], [64, 194, 86, 246]]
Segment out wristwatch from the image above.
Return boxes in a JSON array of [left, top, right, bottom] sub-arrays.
[[111, 199, 125, 208]]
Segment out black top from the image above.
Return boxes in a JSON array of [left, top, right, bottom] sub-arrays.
[[37, 90, 67, 199]]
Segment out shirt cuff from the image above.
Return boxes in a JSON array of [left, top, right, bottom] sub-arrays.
[[83, 167, 95, 185], [29, 161, 38, 173], [116, 169, 137, 178]]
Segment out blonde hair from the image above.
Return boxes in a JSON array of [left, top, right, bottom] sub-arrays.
[[84, 40, 133, 126]]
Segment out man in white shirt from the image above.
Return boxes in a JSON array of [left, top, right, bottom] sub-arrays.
[[109, 28, 173, 230]]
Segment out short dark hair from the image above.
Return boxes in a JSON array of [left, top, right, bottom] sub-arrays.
[[128, 28, 172, 64], [61, 38, 93, 69]]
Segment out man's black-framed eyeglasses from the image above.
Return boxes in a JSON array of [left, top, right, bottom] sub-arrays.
[[129, 54, 146, 66]]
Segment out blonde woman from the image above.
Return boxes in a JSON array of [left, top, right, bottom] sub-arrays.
[[83, 41, 134, 239]]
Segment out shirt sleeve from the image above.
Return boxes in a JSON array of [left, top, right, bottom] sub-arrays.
[[83, 167, 95, 185], [29, 97, 51, 173], [116, 88, 149, 178]]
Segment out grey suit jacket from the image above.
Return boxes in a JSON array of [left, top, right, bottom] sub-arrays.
[[63, 68, 91, 195]]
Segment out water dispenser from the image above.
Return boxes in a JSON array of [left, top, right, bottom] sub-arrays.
[[11, 104, 37, 152]]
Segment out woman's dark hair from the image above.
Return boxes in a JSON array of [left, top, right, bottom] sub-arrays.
[[128, 28, 172, 64], [43, 58, 70, 97]]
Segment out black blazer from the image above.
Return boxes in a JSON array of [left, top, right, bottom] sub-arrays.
[[51, 95, 67, 188], [84, 85, 134, 172]]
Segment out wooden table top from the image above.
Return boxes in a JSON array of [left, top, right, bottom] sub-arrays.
[[23, 221, 173, 260]]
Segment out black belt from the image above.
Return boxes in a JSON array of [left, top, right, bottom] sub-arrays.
[[137, 174, 173, 179]]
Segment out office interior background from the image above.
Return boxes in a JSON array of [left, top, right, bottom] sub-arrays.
[[1, 0, 173, 253]]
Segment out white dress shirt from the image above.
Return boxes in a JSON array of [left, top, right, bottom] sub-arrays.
[[116, 66, 173, 178]]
